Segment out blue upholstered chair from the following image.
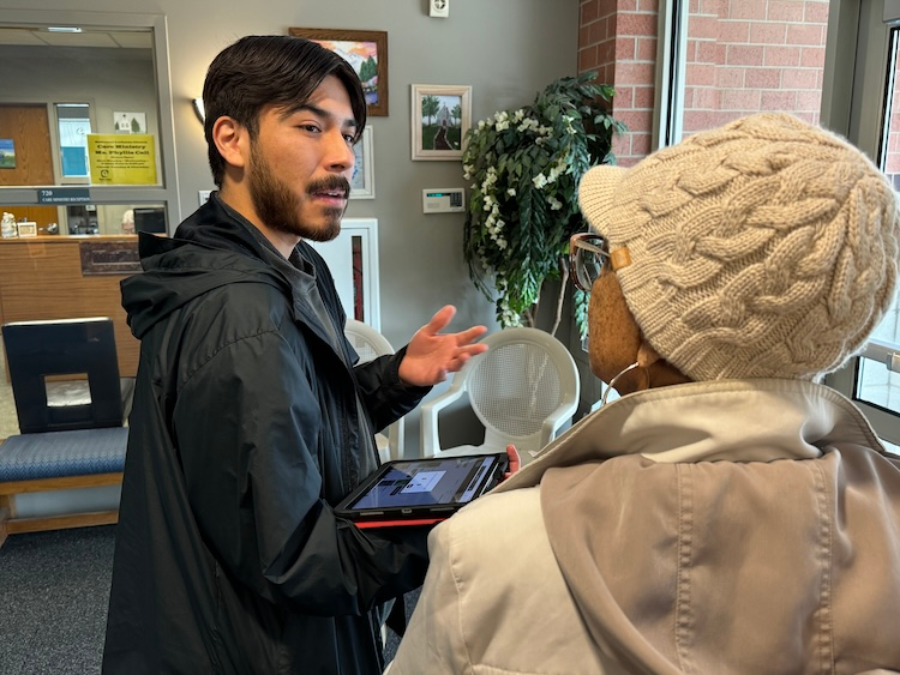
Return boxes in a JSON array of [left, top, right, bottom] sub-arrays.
[[0, 318, 129, 544]]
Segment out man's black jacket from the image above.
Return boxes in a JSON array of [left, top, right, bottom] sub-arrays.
[[102, 196, 430, 674]]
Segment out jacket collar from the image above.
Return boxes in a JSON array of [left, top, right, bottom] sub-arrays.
[[126, 193, 345, 352], [497, 379, 888, 493]]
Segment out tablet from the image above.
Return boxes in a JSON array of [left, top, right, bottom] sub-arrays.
[[335, 453, 509, 528]]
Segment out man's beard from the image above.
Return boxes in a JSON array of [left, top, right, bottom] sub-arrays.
[[247, 144, 348, 243]]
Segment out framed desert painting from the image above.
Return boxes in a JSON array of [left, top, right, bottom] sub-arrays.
[[411, 84, 471, 161], [288, 28, 388, 116]]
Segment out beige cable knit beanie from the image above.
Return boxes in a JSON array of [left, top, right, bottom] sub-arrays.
[[577, 113, 900, 381]]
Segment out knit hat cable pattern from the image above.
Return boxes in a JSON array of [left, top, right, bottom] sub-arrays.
[[577, 113, 900, 381]]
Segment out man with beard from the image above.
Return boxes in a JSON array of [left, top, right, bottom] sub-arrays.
[[102, 36, 489, 675]]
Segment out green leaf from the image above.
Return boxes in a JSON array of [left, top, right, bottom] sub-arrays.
[[461, 73, 624, 327]]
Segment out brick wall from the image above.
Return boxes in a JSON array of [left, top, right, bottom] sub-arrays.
[[579, 0, 830, 167], [580, 0, 658, 167], [888, 63, 900, 176]]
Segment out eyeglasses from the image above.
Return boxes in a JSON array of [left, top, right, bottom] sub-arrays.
[[569, 232, 610, 292]]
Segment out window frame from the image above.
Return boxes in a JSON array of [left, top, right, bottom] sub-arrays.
[[0, 10, 182, 230]]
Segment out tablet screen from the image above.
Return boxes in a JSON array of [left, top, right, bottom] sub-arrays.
[[345, 455, 504, 511]]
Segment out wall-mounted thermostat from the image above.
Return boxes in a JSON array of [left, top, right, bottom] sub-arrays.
[[423, 188, 465, 214]]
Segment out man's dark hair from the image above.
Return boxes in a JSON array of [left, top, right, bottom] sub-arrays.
[[202, 35, 367, 186]]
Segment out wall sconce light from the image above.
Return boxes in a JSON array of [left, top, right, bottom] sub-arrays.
[[192, 98, 205, 124]]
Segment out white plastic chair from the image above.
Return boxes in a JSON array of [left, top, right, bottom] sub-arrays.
[[420, 326, 580, 465], [344, 319, 405, 463]]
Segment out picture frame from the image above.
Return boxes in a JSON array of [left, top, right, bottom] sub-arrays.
[[16, 221, 37, 238], [0, 138, 16, 169], [410, 84, 472, 161], [350, 127, 375, 200], [288, 28, 388, 116]]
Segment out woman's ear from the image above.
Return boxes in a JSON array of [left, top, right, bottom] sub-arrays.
[[636, 340, 662, 369]]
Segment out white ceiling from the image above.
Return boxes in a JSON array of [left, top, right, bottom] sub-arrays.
[[0, 27, 152, 49]]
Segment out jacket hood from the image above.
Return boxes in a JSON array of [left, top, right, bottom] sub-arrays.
[[121, 195, 291, 339]]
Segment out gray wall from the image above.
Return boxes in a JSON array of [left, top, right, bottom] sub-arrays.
[[0, 0, 581, 453]]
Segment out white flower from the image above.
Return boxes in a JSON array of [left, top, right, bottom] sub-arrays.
[[507, 188, 516, 197], [496, 120, 509, 131], [547, 196, 563, 211], [513, 109, 525, 122], [532, 173, 548, 189]]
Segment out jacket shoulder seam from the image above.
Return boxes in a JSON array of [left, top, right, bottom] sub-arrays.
[[179, 327, 287, 393]]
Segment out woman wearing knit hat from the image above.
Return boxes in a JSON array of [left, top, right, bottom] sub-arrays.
[[388, 113, 900, 674]]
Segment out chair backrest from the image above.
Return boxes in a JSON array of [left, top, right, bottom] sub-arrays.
[[343, 319, 404, 462], [456, 327, 580, 453], [344, 319, 394, 363], [2, 317, 123, 434]]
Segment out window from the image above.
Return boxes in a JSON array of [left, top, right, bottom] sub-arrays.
[[56, 103, 92, 180], [826, 2, 900, 448], [658, 0, 831, 145]]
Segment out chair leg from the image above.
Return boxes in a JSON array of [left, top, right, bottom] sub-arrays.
[[0, 494, 13, 549]]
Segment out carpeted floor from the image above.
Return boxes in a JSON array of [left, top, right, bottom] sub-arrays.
[[0, 525, 412, 674], [0, 526, 115, 675]]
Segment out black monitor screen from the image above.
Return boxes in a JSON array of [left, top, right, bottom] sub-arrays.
[[134, 207, 167, 234]]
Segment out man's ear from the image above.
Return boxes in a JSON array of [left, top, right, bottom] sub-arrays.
[[212, 116, 248, 171]]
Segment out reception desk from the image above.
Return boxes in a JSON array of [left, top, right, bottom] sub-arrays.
[[0, 235, 141, 377]]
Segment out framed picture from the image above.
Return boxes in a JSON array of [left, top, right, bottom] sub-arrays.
[[16, 221, 37, 238], [114, 112, 147, 134], [0, 138, 16, 168], [350, 127, 375, 200], [288, 28, 388, 116], [410, 84, 472, 161]]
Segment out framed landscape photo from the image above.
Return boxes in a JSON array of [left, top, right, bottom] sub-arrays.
[[288, 28, 388, 116], [350, 127, 375, 199], [411, 84, 471, 161]]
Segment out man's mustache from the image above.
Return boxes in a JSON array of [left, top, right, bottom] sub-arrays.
[[307, 176, 351, 199]]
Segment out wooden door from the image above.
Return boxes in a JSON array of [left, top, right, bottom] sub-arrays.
[[0, 104, 59, 227]]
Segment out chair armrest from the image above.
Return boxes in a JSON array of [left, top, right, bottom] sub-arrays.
[[539, 399, 579, 447], [419, 387, 465, 457]]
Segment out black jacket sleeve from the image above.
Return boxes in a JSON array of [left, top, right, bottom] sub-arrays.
[[352, 346, 431, 433], [172, 329, 428, 616]]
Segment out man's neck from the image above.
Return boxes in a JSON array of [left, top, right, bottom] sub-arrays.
[[217, 187, 299, 259]]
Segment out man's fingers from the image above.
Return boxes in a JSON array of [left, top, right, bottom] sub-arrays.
[[460, 343, 489, 357], [454, 325, 488, 345], [423, 305, 456, 336]]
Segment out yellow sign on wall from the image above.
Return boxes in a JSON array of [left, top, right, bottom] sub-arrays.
[[87, 134, 157, 185]]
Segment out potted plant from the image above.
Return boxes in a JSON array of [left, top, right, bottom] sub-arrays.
[[462, 72, 625, 337]]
